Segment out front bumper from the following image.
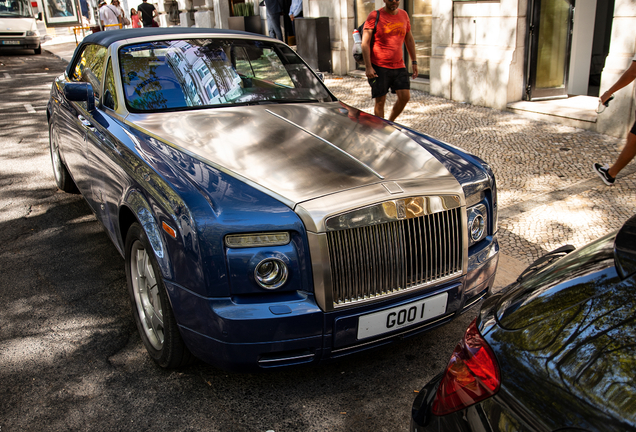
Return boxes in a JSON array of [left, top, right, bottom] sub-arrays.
[[0, 37, 40, 50], [169, 237, 499, 372]]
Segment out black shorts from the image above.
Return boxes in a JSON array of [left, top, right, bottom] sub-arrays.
[[368, 64, 410, 99]]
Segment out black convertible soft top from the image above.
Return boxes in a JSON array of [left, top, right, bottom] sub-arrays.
[[66, 27, 268, 77]]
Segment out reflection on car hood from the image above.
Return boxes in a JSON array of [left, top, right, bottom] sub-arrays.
[[488, 233, 636, 430], [127, 102, 459, 207]]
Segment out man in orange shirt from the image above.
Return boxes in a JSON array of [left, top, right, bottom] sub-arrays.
[[361, 0, 417, 122]]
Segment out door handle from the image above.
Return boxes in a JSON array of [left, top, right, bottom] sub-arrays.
[[78, 115, 96, 131]]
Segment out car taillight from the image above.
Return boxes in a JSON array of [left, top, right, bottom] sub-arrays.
[[431, 318, 500, 416]]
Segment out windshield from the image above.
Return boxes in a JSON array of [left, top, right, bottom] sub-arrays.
[[119, 38, 335, 112], [0, 0, 34, 17]]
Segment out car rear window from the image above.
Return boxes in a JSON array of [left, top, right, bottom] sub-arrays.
[[119, 38, 334, 112]]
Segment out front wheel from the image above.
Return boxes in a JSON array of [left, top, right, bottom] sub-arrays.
[[125, 222, 194, 368], [34, 46, 42, 55]]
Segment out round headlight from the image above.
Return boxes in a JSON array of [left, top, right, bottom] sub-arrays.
[[254, 258, 288, 289], [469, 213, 485, 242]]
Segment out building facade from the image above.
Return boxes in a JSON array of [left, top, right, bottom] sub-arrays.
[[298, 0, 636, 138]]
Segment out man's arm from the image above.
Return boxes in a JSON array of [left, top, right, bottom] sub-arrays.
[[600, 60, 636, 104], [404, 30, 418, 79], [289, 0, 301, 20], [361, 28, 377, 80]]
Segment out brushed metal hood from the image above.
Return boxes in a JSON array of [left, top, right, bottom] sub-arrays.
[[127, 102, 462, 214]]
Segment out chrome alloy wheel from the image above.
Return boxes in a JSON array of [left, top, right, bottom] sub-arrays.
[[130, 240, 164, 351], [49, 130, 63, 185]]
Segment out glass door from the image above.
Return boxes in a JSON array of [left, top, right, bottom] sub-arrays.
[[355, 0, 376, 27], [405, 0, 431, 78], [525, 0, 575, 100]]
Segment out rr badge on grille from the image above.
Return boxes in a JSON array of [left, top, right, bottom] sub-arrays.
[[396, 200, 406, 219], [393, 197, 424, 220]]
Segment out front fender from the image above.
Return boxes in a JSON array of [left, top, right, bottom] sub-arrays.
[[124, 189, 172, 280]]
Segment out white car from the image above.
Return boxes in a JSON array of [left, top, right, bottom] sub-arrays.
[[0, 0, 41, 54]]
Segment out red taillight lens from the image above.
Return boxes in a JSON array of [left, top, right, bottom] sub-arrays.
[[431, 318, 500, 416]]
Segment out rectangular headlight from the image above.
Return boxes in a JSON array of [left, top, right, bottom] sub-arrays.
[[225, 232, 290, 248]]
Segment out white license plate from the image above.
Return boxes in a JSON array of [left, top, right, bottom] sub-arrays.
[[357, 292, 448, 339], [2, 40, 21, 45]]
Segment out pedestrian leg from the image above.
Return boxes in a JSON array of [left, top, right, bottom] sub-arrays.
[[608, 132, 636, 178], [374, 94, 387, 119], [267, 13, 283, 41], [388, 89, 410, 122]]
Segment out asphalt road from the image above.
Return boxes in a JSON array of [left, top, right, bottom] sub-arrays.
[[0, 49, 480, 431]]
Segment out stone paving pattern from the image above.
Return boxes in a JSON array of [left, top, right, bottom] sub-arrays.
[[324, 74, 636, 264]]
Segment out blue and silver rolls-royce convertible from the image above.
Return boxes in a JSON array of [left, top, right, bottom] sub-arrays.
[[47, 28, 499, 371]]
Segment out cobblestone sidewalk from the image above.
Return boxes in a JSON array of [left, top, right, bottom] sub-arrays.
[[324, 74, 636, 264]]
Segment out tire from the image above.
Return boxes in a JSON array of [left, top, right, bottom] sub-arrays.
[[125, 222, 194, 368], [34, 46, 42, 55], [49, 122, 79, 193]]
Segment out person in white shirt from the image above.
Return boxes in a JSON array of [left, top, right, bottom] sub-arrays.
[[99, 0, 119, 30], [110, 0, 126, 26]]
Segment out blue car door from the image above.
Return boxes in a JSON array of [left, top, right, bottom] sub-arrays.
[[53, 77, 89, 194], [60, 44, 109, 206], [85, 57, 130, 250]]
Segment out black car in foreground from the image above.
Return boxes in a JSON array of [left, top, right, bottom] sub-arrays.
[[411, 214, 636, 431]]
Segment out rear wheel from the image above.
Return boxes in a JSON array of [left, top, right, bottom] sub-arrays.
[[125, 222, 194, 368], [49, 122, 78, 193]]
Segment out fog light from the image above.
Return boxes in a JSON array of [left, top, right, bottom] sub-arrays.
[[255, 258, 288, 289]]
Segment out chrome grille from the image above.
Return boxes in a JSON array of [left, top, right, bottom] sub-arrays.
[[327, 207, 463, 306]]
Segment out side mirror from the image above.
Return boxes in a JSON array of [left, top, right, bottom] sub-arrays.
[[316, 72, 324, 82], [37, 11, 42, 21], [64, 82, 96, 112]]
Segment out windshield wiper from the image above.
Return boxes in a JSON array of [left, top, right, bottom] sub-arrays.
[[280, 99, 320, 103], [246, 99, 319, 104], [230, 100, 319, 106]]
